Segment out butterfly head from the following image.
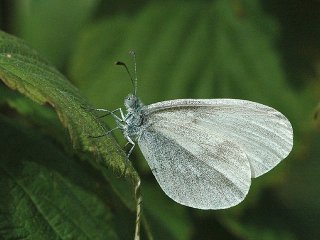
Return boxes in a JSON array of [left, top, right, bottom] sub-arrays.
[[124, 94, 142, 110]]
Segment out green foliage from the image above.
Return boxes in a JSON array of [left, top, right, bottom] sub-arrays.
[[0, 30, 138, 178], [0, 0, 319, 239], [0, 30, 139, 239], [0, 116, 121, 239]]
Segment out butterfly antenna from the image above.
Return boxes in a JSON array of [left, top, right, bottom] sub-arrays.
[[129, 50, 138, 95], [115, 60, 136, 95]]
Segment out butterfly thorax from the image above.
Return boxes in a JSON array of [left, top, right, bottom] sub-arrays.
[[122, 94, 145, 140]]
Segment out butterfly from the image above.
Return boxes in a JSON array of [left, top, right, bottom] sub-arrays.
[[93, 52, 293, 209]]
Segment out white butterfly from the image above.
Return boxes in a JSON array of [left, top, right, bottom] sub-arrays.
[[95, 54, 293, 210]]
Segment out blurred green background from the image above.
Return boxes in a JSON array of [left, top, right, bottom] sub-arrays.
[[0, 0, 319, 239]]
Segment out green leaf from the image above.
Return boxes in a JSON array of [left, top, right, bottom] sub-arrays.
[[0, 84, 70, 147], [0, 29, 139, 178], [0, 30, 143, 237], [0, 114, 139, 239]]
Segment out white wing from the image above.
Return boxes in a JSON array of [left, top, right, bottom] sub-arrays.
[[138, 99, 293, 209], [142, 99, 293, 177], [138, 124, 251, 209]]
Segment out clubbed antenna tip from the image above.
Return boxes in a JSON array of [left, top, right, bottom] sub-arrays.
[[115, 61, 125, 66], [115, 60, 136, 95]]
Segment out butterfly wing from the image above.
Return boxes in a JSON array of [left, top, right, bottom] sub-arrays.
[[138, 123, 251, 209], [138, 99, 293, 209], [142, 99, 293, 178]]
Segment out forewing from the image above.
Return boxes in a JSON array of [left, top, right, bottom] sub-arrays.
[[138, 120, 251, 209], [143, 99, 293, 178]]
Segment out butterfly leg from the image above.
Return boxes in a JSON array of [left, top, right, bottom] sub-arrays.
[[88, 126, 121, 138], [86, 107, 126, 138], [126, 138, 136, 160], [98, 107, 125, 121], [123, 141, 131, 149], [82, 106, 125, 122], [121, 137, 135, 177]]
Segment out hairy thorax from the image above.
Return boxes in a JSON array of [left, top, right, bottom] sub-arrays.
[[123, 107, 145, 140]]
